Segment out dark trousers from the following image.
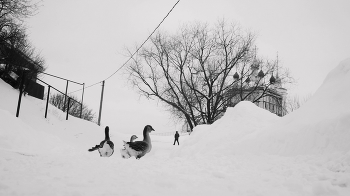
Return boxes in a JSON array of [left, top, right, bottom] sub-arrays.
[[173, 138, 179, 145]]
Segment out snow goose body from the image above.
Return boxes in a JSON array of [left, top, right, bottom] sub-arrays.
[[122, 125, 155, 159], [88, 126, 114, 157]]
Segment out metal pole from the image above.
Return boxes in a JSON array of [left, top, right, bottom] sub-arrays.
[[63, 80, 69, 112], [45, 86, 51, 118], [80, 83, 85, 118], [66, 97, 71, 120], [98, 81, 105, 126], [39, 72, 83, 85], [16, 72, 25, 117]]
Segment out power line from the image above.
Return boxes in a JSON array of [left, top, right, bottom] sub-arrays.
[[104, 0, 180, 81], [69, 80, 101, 94], [69, 0, 180, 94]]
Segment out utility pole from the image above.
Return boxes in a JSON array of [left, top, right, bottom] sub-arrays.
[[98, 81, 105, 126]]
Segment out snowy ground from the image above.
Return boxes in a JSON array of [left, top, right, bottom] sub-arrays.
[[1, 59, 350, 196]]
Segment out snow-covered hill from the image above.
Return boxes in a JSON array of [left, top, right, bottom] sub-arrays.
[[1, 58, 350, 196]]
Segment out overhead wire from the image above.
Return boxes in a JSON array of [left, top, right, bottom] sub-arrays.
[[69, 0, 180, 94]]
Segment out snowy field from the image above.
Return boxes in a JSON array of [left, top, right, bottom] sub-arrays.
[[1, 58, 350, 196]]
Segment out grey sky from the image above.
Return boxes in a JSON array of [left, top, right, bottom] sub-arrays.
[[26, 0, 350, 133]]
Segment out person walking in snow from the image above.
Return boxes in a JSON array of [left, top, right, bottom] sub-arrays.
[[173, 131, 180, 145]]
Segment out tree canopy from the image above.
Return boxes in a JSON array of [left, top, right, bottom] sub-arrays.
[[0, 0, 45, 84], [127, 21, 292, 131]]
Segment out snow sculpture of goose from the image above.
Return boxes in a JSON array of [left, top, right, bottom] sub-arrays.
[[88, 126, 114, 157], [120, 125, 155, 159]]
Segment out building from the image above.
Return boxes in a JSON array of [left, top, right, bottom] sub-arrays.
[[0, 41, 45, 99], [226, 61, 287, 117]]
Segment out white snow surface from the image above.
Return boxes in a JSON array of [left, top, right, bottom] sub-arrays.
[[1, 58, 350, 195]]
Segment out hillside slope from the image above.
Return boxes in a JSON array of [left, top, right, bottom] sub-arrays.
[[1, 58, 350, 196]]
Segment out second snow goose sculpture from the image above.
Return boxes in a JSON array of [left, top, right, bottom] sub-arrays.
[[120, 135, 138, 159]]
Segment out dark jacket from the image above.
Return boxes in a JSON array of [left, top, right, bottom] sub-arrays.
[[174, 132, 180, 139]]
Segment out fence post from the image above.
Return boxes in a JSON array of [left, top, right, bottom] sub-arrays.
[[66, 97, 71, 120], [45, 86, 51, 118], [63, 80, 69, 112], [80, 103, 83, 119], [16, 72, 26, 117], [80, 83, 85, 118], [97, 81, 105, 126]]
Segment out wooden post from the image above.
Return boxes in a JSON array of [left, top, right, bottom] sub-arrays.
[[98, 81, 105, 126], [45, 86, 51, 118]]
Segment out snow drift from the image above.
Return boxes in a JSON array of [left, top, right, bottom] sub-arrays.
[[1, 58, 350, 196], [0, 79, 128, 156], [240, 58, 350, 155], [171, 101, 279, 158], [175, 58, 350, 157]]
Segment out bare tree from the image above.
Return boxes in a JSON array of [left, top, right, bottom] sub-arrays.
[[0, 0, 37, 43], [127, 21, 292, 131], [0, 0, 36, 23], [0, 0, 45, 88], [49, 93, 96, 122]]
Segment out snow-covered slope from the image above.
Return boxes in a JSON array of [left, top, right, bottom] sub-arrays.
[[234, 58, 350, 156], [0, 79, 128, 155], [1, 58, 350, 196], [176, 58, 350, 157], [172, 101, 280, 158]]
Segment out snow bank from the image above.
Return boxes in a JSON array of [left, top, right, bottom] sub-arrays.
[[0, 79, 127, 155], [172, 101, 280, 158], [241, 58, 350, 155], [1, 59, 350, 196], [0, 108, 62, 154], [176, 58, 350, 158]]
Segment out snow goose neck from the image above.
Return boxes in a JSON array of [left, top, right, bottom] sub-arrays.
[[130, 135, 138, 142]]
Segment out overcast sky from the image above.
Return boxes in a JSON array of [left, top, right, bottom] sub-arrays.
[[25, 0, 350, 134]]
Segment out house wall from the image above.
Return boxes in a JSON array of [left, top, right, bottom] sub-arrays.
[[229, 89, 287, 117]]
